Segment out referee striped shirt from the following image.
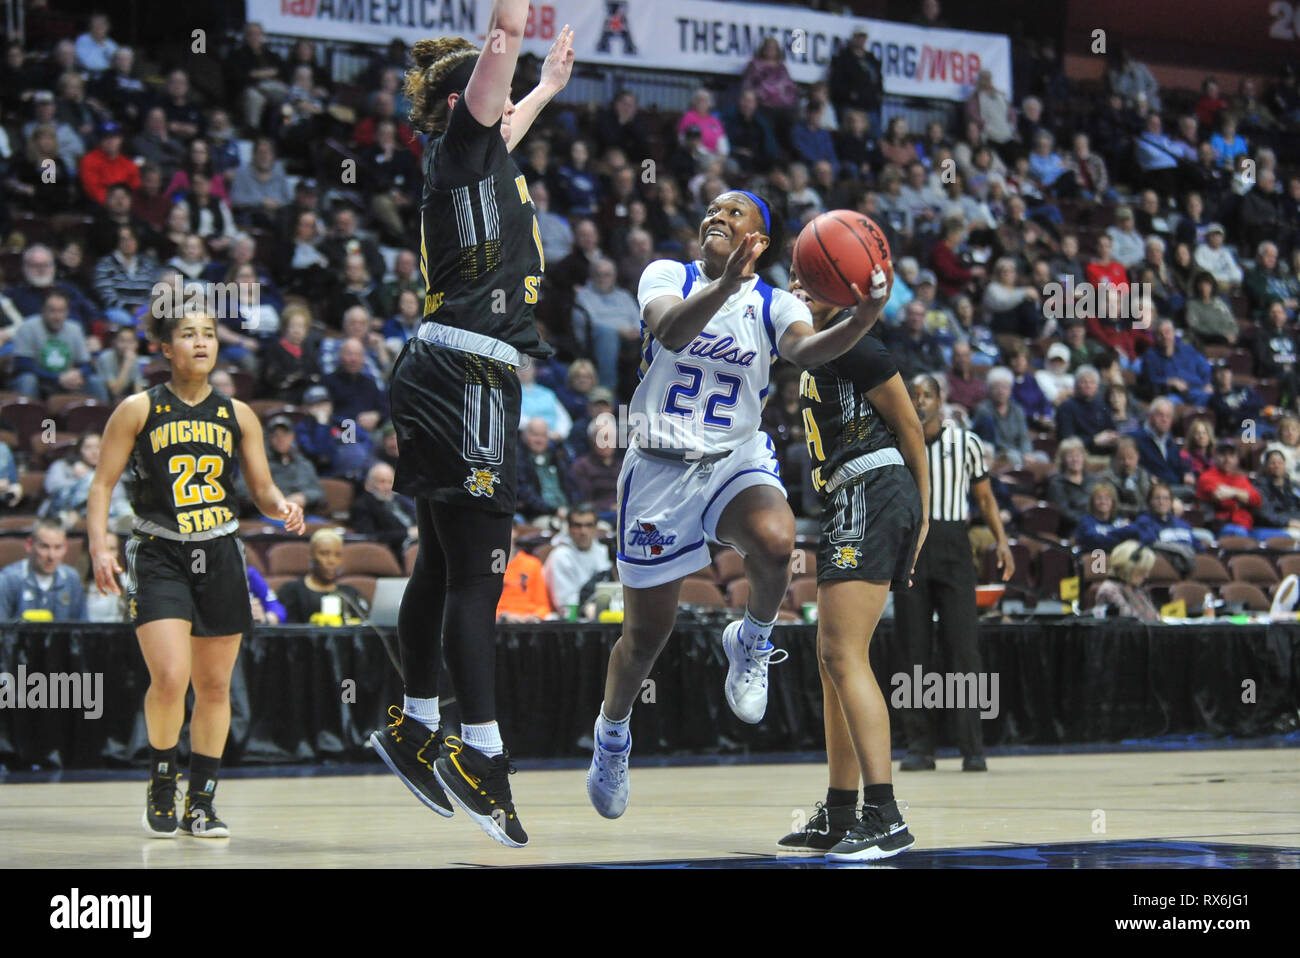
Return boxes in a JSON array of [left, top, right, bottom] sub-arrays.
[[926, 422, 989, 522]]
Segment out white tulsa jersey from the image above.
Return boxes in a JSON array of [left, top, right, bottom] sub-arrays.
[[631, 259, 811, 455]]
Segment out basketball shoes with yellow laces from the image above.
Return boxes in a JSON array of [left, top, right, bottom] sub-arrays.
[[141, 771, 182, 838], [370, 705, 454, 817], [434, 737, 528, 847]]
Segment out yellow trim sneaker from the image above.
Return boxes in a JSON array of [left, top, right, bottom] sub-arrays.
[[434, 737, 528, 848], [370, 705, 454, 817], [180, 796, 230, 839], [141, 772, 181, 838]]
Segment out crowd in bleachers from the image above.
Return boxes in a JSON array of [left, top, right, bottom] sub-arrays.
[[2, 2, 1300, 623]]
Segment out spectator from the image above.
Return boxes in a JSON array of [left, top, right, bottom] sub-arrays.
[[517, 417, 579, 522], [89, 182, 158, 258], [350, 462, 418, 557], [886, 302, 946, 380], [1196, 77, 1229, 130], [1194, 223, 1243, 289], [11, 291, 108, 402], [0, 441, 21, 512], [174, 172, 238, 255], [96, 325, 146, 402], [92, 225, 157, 329], [1075, 482, 1141, 552], [1107, 45, 1161, 111], [229, 137, 294, 227], [132, 164, 172, 234], [1092, 541, 1161, 623], [1209, 113, 1248, 169], [571, 413, 623, 517], [1036, 342, 1075, 405], [879, 116, 919, 170], [1182, 415, 1216, 478], [1267, 416, 1300, 484], [1208, 364, 1267, 439], [382, 288, 423, 353], [965, 69, 1017, 156], [319, 205, 385, 286], [1106, 206, 1145, 269], [1185, 270, 1239, 347], [278, 529, 370, 623], [23, 90, 84, 173], [531, 180, 574, 265], [1060, 317, 1095, 368], [972, 366, 1033, 465], [1096, 436, 1154, 519], [1196, 441, 1262, 535], [378, 248, 424, 318], [828, 26, 883, 131], [227, 21, 289, 133], [1133, 397, 1197, 489], [1134, 114, 1194, 199], [543, 504, 613, 616], [42, 432, 128, 524], [6, 124, 78, 213], [74, 12, 118, 74], [556, 140, 601, 218], [78, 122, 139, 206], [165, 138, 228, 202], [363, 118, 420, 244], [321, 306, 389, 384], [791, 101, 839, 173], [1253, 301, 1300, 409], [323, 338, 388, 431], [1046, 437, 1093, 535], [1056, 365, 1118, 453], [1060, 132, 1114, 203], [595, 90, 651, 161], [931, 215, 981, 301], [945, 340, 987, 413], [129, 107, 184, 181], [518, 361, 572, 441], [741, 36, 799, 130], [1007, 346, 1054, 430], [0, 518, 86, 621], [243, 415, 325, 517], [1244, 241, 1299, 321], [1138, 318, 1212, 404], [496, 527, 553, 623], [261, 304, 322, 403], [1134, 483, 1201, 553], [1255, 448, 1300, 533], [983, 257, 1041, 338]]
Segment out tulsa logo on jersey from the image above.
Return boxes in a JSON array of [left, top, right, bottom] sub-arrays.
[[626, 521, 677, 557]]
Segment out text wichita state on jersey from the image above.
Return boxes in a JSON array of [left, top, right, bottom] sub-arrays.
[[130, 387, 241, 537]]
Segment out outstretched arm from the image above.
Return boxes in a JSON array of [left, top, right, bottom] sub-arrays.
[[463, 0, 531, 128], [506, 25, 575, 153], [779, 266, 890, 369]]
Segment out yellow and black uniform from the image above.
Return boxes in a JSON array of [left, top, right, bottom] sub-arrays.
[[800, 319, 922, 586], [390, 95, 551, 515], [123, 383, 251, 636]]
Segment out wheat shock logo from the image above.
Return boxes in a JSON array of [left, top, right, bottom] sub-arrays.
[[50, 889, 151, 938], [830, 545, 862, 570], [1042, 278, 1155, 326], [463, 468, 500, 498], [890, 666, 1000, 719], [0, 666, 103, 719]]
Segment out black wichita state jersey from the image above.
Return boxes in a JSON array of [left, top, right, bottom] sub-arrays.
[[128, 384, 242, 538], [418, 95, 551, 358], [799, 316, 902, 493]]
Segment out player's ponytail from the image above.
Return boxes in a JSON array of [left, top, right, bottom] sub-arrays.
[[405, 37, 479, 134]]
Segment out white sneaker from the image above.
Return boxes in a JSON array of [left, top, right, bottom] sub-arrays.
[[586, 721, 631, 819], [722, 620, 788, 724]]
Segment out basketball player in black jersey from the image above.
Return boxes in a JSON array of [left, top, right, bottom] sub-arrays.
[[87, 310, 304, 838], [775, 271, 930, 861], [368, 1, 574, 848]]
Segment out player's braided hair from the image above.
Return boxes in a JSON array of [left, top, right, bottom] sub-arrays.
[[404, 37, 479, 134]]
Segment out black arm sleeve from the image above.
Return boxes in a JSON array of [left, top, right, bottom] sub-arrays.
[[433, 94, 506, 186]]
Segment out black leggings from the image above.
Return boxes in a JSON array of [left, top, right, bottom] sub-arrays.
[[397, 498, 511, 724]]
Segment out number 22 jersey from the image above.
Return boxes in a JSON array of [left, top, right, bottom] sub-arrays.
[[633, 259, 811, 456], [128, 384, 242, 539]]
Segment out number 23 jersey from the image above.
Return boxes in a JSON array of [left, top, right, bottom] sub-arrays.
[[128, 384, 242, 539], [633, 259, 811, 456]]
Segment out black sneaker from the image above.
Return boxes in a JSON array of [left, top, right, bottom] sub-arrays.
[[370, 705, 454, 817], [825, 800, 914, 862], [141, 772, 181, 838], [962, 755, 988, 772], [180, 795, 230, 838], [776, 801, 856, 852], [899, 753, 936, 771], [434, 737, 528, 848]]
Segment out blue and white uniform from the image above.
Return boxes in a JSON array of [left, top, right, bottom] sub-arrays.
[[616, 259, 812, 588]]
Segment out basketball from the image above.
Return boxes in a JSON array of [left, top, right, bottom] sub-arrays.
[[792, 210, 894, 308]]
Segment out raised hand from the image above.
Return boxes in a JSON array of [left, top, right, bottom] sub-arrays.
[[540, 24, 576, 93]]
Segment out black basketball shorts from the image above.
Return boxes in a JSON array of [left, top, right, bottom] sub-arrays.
[[125, 533, 253, 636], [816, 463, 922, 589], [389, 338, 521, 516]]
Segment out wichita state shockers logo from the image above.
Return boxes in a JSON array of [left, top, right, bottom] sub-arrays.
[[830, 545, 862, 570], [464, 468, 500, 498]]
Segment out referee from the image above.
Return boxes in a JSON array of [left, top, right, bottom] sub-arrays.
[[894, 375, 1014, 772]]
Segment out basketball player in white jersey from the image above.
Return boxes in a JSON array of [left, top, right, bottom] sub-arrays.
[[587, 190, 890, 818]]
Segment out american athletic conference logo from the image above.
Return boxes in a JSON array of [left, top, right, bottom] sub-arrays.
[[597, 1, 637, 55], [628, 521, 676, 556]]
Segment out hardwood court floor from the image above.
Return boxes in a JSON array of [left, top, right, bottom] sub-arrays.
[[1, 750, 1296, 868]]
